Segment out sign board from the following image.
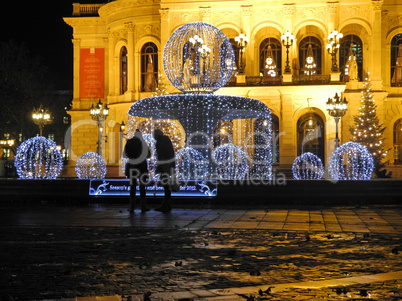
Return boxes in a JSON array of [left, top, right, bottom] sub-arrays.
[[89, 179, 217, 197], [80, 48, 105, 99]]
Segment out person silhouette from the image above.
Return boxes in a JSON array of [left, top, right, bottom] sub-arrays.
[[123, 129, 151, 213], [153, 129, 175, 212]]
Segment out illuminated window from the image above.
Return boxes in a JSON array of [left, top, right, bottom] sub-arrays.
[[259, 38, 282, 76], [297, 113, 324, 164], [391, 34, 402, 87], [120, 46, 128, 94], [299, 37, 322, 75], [339, 35, 363, 81], [141, 42, 158, 92], [393, 118, 402, 163]]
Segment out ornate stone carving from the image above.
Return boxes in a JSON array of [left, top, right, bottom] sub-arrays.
[[382, 13, 402, 34], [340, 5, 371, 23], [241, 5, 253, 16], [253, 9, 283, 24], [199, 7, 211, 18], [295, 7, 327, 25], [327, 2, 339, 14], [283, 4, 295, 16], [125, 22, 135, 32], [136, 24, 161, 38], [371, 0, 383, 11], [159, 8, 169, 19]]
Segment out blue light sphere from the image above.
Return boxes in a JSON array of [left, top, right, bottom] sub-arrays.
[[14, 136, 63, 179], [212, 143, 249, 179], [75, 152, 107, 179], [329, 142, 374, 180], [292, 152, 324, 180], [175, 147, 208, 180], [163, 22, 235, 94]]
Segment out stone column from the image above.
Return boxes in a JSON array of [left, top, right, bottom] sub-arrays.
[[160, 8, 170, 81], [199, 7, 211, 24], [126, 22, 135, 95], [327, 2, 341, 82], [282, 4, 295, 84], [370, 0, 384, 90], [279, 93, 295, 166], [72, 39, 81, 107], [241, 5, 252, 78], [108, 29, 116, 97]]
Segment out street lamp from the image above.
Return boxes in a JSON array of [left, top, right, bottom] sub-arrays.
[[281, 31, 294, 74], [32, 105, 52, 136], [326, 30, 343, 72], [90, 99, 109, 156], [0, 138, 15, 159], [234, 33, 248, 73], [326, 93, 348, 149]]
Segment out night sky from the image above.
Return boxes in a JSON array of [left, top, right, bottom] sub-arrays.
[[1, 1, 100, 90]]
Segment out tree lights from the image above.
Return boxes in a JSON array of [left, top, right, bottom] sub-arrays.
[[350, 74, 388, 172], [163, 22, 235, 94], [75, 152, 107, 179], [14, 136, 63, 179], [328, 141, 374, 180], [292, 152, 324, 180]]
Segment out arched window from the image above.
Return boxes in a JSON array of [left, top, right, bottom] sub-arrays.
[[297, 113, 325, 163], [120, 46, 127, 94], [141, 42, 158, 92], [391, 34, 402, 87], [393, 118, 402, 163], [339, 35, 363, 81], [259, 38, 282, 76], [299, 37, 322, 75]]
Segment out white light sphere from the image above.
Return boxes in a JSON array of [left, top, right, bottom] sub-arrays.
[[163, 22, 235, 94], [175, 147, 208, 180], [212, 143, 249, 179], [329, 142, 374, 180], [292, 152, 324, 180], [75, 152, 107, 179], [14, 136, 63, 179]]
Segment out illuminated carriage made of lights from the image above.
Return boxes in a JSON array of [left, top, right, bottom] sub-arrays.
[[126, 22, 273, 180]]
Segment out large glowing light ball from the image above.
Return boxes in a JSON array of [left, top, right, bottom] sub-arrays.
[[75, 152, 107, 179], [176, 147, 208, 180], [14, 136, 63, 179], [212, 143, 249, 179], [163, 22, 235, 94], [292, 152, 324, 180], [329, 142, 374, 180]]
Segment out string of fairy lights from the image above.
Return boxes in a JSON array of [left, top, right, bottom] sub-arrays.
[[75, 152, 107, 179], [328, 141, 374, 180], [14, 136, 63, 179], [292, 152, 324, 180]]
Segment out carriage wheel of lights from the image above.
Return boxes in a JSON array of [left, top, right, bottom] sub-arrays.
[[128, 22, 273, 180], [175, 147, 209, 180], [75, 152, 107, 179], [292, 152, 324, 180], [212, 143, 249, 180], [163, 22, 235, 94], [328, 141, 374, 180], [14, 136, 63, 179]]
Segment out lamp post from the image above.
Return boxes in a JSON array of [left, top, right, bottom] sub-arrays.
[[90, 99, 109, 156], [0, 138, 15, 159], [32, 105, 52, 136], [234, 33, 248, 74], [326, 93, 348, 149], [326, 30, 343, 72], [281, 31, 294, 74]]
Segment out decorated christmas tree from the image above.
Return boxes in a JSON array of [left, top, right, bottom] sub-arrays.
[[151, 72, 169, 97], [349, 73, 389, 176]]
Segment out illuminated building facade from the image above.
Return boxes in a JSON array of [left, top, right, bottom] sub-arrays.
[[64, 0, 402, 175]]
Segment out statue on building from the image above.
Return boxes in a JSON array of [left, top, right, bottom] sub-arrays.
[[144, 54, 156, 92], [392, 44, 402, 86], [345, 43, 358, 81]]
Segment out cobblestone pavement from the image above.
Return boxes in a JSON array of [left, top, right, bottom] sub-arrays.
[[0, 203, 401, 300]]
